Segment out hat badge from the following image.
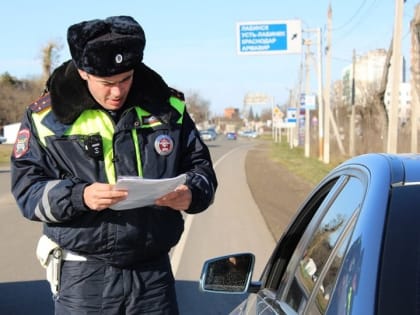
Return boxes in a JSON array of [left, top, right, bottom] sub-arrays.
[[115, 54, 123, 64], [154, 135, 174, 156]]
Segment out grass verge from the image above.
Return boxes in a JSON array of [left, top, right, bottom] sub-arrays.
[[269, 139, 340, 186]]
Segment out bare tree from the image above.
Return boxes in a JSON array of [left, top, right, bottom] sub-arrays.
[[41, 40, 62, 81], [185, 91, 210, 124], [0, 75, 43, 125], [354, 84, 388, 154]]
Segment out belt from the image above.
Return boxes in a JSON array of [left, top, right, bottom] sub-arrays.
[[62, 250, 87, 261]]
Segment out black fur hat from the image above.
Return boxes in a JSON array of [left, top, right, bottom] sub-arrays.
[[67, 16, 145, 76]]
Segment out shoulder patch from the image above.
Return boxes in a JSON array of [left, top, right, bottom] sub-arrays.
[[13, 128, 30, 158], [169, 87, 185, 101], [29, 94, 51, 113]]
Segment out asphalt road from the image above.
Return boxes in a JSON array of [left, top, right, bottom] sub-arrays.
[[175, 140, 277, 314], [0, 137, 312, 314]]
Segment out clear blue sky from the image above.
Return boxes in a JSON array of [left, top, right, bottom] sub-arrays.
[[0, 0, 417, 115]]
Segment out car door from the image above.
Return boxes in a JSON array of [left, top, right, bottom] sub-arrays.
[[237, 167, 367, 315]]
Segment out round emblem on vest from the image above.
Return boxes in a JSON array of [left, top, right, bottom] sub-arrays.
[[154, 135, 174, 156], [115, 54, 123, 64]]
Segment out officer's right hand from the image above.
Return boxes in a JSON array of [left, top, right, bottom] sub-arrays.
[[83, 183, 128, 211]]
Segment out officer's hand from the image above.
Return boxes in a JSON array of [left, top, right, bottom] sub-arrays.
[[84, 182, 128, 211], [155, 185, 192, 211]]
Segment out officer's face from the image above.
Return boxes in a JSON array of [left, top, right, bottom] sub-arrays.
[[78, 69, 134, 111]]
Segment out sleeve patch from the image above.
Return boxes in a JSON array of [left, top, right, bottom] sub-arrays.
[[13, 128, 30, 158]]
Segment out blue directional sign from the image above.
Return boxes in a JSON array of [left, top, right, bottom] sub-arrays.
[[287, 108, 297, 124], [237, 20, 302, 55]]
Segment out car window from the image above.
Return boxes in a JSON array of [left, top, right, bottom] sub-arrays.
[[262, 179, 340, 292], [277, 175, 364, 314]]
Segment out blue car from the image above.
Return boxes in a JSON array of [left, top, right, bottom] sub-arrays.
[[226, 132, 237, 140], [200, 153, 420, 315]]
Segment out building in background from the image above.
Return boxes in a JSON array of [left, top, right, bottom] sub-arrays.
[[3, 122, 20, 144], [341, 49, 410, 123], [224, 107, 240, 120]]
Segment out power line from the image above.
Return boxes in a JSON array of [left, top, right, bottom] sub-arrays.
[[334, 0, 379, 39], [332, 0, 390, 58], [332, 0, 369, 31]]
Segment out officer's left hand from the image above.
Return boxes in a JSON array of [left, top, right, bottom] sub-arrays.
[[155, 185, 192, 211]]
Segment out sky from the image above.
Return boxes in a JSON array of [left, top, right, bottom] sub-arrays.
[[0, 0, 418, 116]]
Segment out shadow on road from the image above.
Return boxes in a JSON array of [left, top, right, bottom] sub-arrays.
[[0, 279, 246, 314]]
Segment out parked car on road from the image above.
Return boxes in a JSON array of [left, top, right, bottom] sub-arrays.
[[200, 130, 216, 141], [239, 130, 258, 139], [0, 136, 6, 144], [200, 153, 420, 315]]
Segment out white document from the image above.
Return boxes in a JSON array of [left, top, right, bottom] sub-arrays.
[[110, 174, 187, 210]]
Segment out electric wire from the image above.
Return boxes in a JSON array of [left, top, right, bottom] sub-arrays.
[[332, 0, 369, 31]]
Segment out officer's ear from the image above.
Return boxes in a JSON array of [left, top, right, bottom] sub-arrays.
[[77, 69, 89, 81]]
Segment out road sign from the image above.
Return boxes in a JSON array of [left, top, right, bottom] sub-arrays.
[[272, 105, 283, 122], [237, 20, 302, 55], [300, 93, 316, 110], [244, 93, 270, 105], [300, 93, 306, 106], [287, 107, 297, 124]]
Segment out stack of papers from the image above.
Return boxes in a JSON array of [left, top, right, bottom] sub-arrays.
[[110, 174, 187, 210]]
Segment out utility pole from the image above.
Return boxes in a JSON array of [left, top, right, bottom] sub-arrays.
[[301, 28, 324, 160], [294, 62, 304, 148], [304, 39, 312, 158], [323, 4, 345, 159], [349, 49, 356, 156], [287, 90, 295, 145], [317, 28, 324, 161], [323, 4, 332, 164], [387, 0, 404, 153], [410, 4, 420, 152]]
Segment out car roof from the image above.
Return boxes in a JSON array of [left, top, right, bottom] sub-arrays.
[[333, 153, 420, 185], [321, 153, 420, 314]]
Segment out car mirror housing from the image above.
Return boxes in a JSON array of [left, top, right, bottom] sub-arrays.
[[199, 253, 255, 294]]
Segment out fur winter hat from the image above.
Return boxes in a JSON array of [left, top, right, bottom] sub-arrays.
[[67, 16, 145, 76]]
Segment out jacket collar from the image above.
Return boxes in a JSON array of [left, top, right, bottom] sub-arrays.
[[47, 60, 176, 124]]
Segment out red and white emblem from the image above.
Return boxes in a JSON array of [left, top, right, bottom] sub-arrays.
[[154, 135, 174, 156], [14, 128, 30, 158]]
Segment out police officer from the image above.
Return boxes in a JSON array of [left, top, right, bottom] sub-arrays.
[[11, 16, 217, 315]]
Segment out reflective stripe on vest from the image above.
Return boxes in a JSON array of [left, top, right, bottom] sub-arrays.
[[31, 109, 54, 147], [33, 109, 124, 184], [65, 109, 118, 183], [133, 97, 185, 127], [169, 96, 185, 123]]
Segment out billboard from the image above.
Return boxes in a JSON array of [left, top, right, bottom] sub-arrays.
[[237, 20, 302, 55]]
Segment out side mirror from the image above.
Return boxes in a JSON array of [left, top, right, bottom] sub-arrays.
[[199, 253, 255, 294]]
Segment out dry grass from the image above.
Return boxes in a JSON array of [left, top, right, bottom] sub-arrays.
[[269, 140, 337, 186], [0, 144, 13, 166]]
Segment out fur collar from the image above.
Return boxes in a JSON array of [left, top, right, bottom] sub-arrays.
[[47, 60, 173, 124]]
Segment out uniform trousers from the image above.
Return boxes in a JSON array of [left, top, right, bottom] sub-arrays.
[[54, 255, 179, 315]]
